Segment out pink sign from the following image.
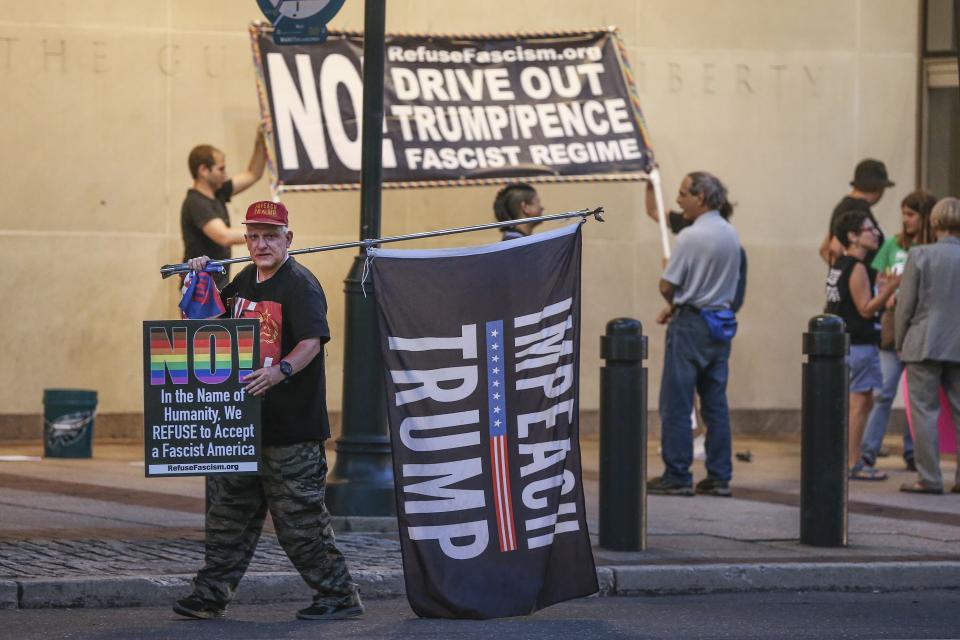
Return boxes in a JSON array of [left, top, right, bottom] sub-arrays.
[[903, 378, 957, 455]]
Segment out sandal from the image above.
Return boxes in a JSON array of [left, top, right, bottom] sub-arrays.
[[899, 482, 943, 495], [848, 466, 888, 481]]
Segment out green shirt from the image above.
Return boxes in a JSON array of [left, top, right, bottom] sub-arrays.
[[871, 236, 909, 273]]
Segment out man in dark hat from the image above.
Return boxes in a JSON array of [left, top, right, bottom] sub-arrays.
[[174, 201, 363, 622], [820, 159, 895, 265]]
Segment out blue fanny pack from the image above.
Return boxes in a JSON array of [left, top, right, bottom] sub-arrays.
[[700, 308, 738, 342]]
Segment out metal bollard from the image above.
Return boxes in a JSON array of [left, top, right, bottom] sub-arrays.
[[800, 314, 849, 547], [599, 318, 647, 551]]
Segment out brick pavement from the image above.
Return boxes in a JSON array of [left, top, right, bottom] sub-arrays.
[[0, 533, 401, 579]]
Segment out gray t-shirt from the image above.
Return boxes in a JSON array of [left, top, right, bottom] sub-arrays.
[[662, 210, 741, 309]]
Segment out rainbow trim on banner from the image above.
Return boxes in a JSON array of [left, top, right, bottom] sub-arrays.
[[248, 22, 656, 195], [193, 326, 233, 385], [236, 325, 255, 381], [150, 327, 188, 386]]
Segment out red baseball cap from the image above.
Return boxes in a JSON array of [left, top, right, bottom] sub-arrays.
[[243, 200, 289, 226]]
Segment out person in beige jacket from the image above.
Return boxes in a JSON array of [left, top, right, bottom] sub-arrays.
[[895, 197, 960, 494]]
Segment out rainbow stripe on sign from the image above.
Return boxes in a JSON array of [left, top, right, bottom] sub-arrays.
[[236, 325, 255, 381], [193, 325, 233, 385], [150, 327, 188, 386]]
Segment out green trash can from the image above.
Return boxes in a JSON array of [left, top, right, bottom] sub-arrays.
[[43, 389, 98, 458]]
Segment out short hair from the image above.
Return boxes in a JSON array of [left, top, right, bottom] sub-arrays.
[[833, 209, 871, 248], [188, 144, 221, 179], [686, 171, 735, 219], [493, 182, 538, 222], [931, 197, 960, 234]]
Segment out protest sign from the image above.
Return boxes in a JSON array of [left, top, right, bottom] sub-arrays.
[[250, 25, 654, 192], [143, 320, 261, 477]]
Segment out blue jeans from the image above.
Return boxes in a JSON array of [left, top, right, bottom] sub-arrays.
[[659, 308, 733, 485], [860, 348, 914, 465]]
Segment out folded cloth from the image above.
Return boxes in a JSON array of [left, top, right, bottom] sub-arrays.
[[179, 266, 226, 319]]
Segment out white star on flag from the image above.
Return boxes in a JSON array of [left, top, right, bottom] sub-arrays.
[[491, 330, 498, 337]]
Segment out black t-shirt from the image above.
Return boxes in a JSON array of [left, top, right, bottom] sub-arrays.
[[824, 255, 879, 345], [668, 211, 748, 313], [181, 180, 235, 288], [221, 257, 332, 445], [829, 196, 885, 266]]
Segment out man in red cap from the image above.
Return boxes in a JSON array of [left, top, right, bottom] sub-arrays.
[[176, 201, 363, 622]]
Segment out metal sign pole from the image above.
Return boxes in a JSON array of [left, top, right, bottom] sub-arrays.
[[325, 0, 393, 517], [159, 208, 604, 279]]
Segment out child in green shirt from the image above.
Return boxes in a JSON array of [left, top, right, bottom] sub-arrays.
[[860, 189, 937, 473]]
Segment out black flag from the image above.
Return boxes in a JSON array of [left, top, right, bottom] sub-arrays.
[[371, 224, 597, 619]]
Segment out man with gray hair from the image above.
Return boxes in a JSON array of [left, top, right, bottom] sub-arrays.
[[648, 172, 743, 497], [174, 200, 363, 621]]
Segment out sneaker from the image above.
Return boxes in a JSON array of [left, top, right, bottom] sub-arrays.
[[647, 476, 694, 496], [695, 477, 732, 497], [297, 595, 364, 621], [905, 456, 917, 472], [173, 596, 225, 620]]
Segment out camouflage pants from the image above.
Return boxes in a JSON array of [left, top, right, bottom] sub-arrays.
[[191, 441, 357, 607]]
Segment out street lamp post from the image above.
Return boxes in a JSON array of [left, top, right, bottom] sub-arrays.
[[324, 0, 395, 516]]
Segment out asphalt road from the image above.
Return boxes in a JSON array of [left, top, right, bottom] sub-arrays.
[[2, 591, 959, 640]]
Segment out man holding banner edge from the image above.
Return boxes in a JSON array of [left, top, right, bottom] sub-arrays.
[[175, 200, 362, 622], [648, 172, 742, 497]]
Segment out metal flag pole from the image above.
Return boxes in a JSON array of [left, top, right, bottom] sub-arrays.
[[159, 207, 604, 279]]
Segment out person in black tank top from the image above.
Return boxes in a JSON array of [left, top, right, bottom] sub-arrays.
[[493, 183, 544, 241], [825, 210, 900, 480]]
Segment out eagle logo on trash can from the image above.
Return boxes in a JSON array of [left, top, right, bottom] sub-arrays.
[[45, 411, 94, 450]]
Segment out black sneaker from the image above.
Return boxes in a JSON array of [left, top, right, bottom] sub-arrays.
[[695, 477, 732, 497], [297, 595, 364, 621], [647, 476, 694, 496], [173, 596, 225, 620], [905, 456, 917, 472]]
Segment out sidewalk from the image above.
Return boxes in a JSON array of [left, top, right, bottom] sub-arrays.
[[1, 434, 958, 609]]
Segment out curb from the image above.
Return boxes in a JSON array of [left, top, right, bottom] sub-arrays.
[[9, 562, 960, 609], [15, 569, 407, 610], [331, 516, 398, 533], [0, 580, 16, 610], [609, 561, 960, 595]]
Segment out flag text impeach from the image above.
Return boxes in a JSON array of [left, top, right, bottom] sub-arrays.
[[388, 298, 580, 560]]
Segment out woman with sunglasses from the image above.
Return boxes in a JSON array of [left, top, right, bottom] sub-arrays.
[[825, 209, 900, 481]]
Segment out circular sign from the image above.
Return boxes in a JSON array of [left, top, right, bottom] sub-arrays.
[[257, 0, 346, 45]]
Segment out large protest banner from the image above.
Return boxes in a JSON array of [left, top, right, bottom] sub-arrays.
[[250, 24, 654, 192], [370, 224, 597, 619], [143, 320, 261, 477]]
